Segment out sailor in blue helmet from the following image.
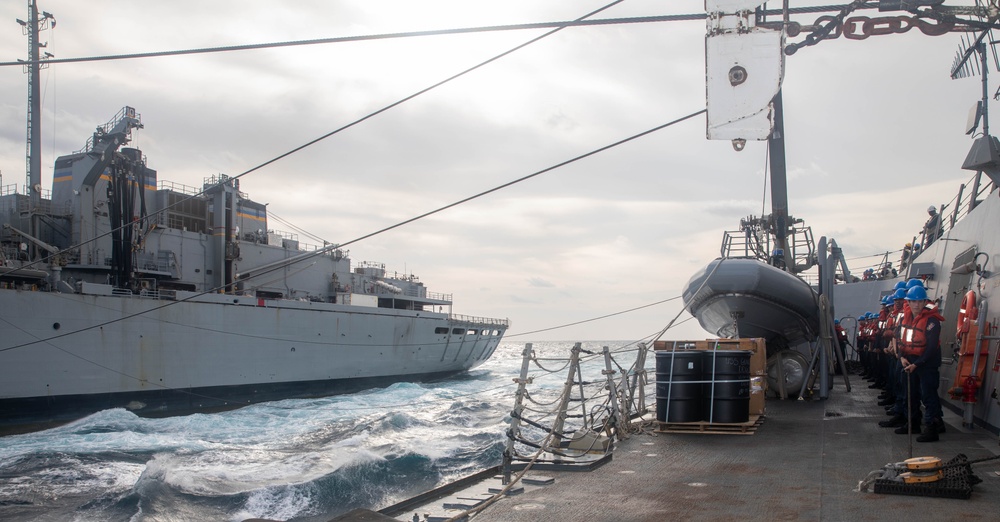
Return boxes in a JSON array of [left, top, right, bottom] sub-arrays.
[[870, 295, 895, 391], [906, 278, 924, 289], [879, 288, 915, 428], [899, 285, 947, 442]]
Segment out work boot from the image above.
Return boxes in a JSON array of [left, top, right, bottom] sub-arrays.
[[917, 421, 941, 443], [894, 421, 921, 434], [877, 397, 895, 406], [879, 415, 906, 428]]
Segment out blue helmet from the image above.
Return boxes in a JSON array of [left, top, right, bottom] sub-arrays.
[[905, 286, 929, 301], [906, 278, 924, 288], [913, 243, 921, 249], [893, 288, 908, 301], [881, 295, 892, 306], [894, 281, 907, 291], [834, 319, 840, 325]]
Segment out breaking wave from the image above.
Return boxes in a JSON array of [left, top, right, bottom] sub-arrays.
[[0, 344, 533, 521]]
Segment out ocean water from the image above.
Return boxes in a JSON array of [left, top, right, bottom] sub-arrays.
[[0, 341, 642, 522]]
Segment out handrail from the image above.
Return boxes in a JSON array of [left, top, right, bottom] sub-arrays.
[[449, 314, 510, 327], [849, 170, 996, 277]]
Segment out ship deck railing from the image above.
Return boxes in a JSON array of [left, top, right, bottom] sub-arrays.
[[849, 169, 997, 276], [938, 169, 995, 239], [158, 179, 203, 196], [449, 314, 510, 328]]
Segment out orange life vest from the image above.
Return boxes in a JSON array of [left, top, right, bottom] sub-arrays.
[[900, 305, 944, 357]]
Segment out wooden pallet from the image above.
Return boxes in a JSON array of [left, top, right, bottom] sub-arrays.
[[654, 414, 763, 435]]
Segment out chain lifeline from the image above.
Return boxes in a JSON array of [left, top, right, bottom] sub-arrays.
[[786, 12, 973, 55]]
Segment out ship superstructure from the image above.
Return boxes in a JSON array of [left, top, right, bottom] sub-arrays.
[[0, 107, 508, 430]]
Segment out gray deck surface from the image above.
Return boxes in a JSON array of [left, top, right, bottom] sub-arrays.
[[438, 379, 1000, 521]]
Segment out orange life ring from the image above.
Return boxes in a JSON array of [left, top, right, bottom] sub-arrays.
[[956, 290, 978, 339]]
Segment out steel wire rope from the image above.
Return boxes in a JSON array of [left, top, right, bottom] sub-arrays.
[[529, 356, 571, 374], [845, 248, 904, 261], [505, 295, 683, 338], [0, 288, 485, 350], [0, 306, 525, 410], [517, 403, 561, 417], [649, 256, 728, 347], [265, 211, 329, 246], [1, 13, 690, 68], [522, 390, 565, 408], [0, 314, 253, 405], [1, 3, 871, 69]]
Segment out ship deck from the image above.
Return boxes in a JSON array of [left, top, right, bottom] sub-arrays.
[[384, 375, 1000, 522]]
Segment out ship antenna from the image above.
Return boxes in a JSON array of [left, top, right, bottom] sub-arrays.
[[16, 1, 55, 260], [952, 10, 1000, 198]]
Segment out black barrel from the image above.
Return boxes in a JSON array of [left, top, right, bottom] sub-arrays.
[[703, 350, 751, 423], [655, 350, 704, 423]]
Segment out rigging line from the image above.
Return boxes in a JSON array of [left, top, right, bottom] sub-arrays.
[[506, 295, 683, 338], [267, 211, 327, 244], [14, 284, 466, 349], [2, 0, 628, 280], [327, 109, 707, 253], [0, 300, 511, 409], [0, 107, 704, 353], [0, 314, 252, 405], [650, 257, 728, 346], [845, 248, 904, 261], [0, 4, 880, 68], [0, 13, 682, 67]]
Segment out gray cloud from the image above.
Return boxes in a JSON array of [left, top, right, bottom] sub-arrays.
[[0, 1, 987, 341]]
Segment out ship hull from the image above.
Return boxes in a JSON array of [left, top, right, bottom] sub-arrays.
[[682, 257, 820, 347], [0, 289, 505, 429]]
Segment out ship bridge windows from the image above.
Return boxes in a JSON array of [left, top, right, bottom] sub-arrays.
[[255, 289, 283, 300]]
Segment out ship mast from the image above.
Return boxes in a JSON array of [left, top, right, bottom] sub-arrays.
[[16, 1, 55, 259]]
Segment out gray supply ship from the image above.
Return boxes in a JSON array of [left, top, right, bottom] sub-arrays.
[[0, 106, 508, 431]]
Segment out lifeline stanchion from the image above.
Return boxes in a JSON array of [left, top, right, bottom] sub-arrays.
[[601, 346, 624, 438], [503, 343, 533, 485]]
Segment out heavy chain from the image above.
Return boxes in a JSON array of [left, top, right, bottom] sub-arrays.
[[786, 11, 974, 55], [783, 0, 868, 55]]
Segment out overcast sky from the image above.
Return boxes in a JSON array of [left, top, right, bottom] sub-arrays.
[[0, 1, 990, 342]]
